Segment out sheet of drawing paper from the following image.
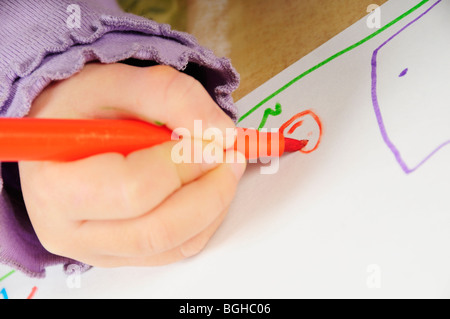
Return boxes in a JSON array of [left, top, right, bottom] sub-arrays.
[[2, 0, 450, 298]]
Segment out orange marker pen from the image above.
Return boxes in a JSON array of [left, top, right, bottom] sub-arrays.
[[0, 118, 307, 162], [233, 128, 307, 160]]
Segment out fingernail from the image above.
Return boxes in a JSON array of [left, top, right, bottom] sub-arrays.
[[225, 150, 247, 180]]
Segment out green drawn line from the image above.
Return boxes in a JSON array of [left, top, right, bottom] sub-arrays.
[[0, 270, 15, 282], [237, 0, 430, 124], [153, 121, 165, 126], [258, 102, 283, 130]]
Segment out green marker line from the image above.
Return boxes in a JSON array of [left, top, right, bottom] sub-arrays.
[[0, 270, 15, 282], [153, 121, 165, 127], [237, 0, 430, 124], [258, 102, 282, 130]]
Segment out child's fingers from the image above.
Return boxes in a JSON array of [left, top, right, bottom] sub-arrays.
[[21, 62, 244, 267], [76, 63, 237, 148], [73, 152, 246, 258], [27, 140, 223, 222], [79, 206, 229, 268]]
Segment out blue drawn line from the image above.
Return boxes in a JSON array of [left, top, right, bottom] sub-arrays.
[[1, 288, 8, 299]]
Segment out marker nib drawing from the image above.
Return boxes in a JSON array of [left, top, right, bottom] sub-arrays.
[[284, 138, 309, 153]]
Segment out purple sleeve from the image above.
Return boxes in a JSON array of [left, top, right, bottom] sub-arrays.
[[0, 0, 240, 277]]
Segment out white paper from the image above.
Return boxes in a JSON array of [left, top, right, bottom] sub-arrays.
[[2, 0, 450, 299]]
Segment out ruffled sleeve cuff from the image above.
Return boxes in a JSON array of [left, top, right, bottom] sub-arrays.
[[0, 1, 239, 120]]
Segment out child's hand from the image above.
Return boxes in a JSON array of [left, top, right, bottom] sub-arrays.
[[18, 63, 246, 267]]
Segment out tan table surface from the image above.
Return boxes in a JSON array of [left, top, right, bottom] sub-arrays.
[[186, 0, 388, 101]]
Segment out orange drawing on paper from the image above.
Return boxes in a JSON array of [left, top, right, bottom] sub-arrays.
[[279, 110, 323, 154]]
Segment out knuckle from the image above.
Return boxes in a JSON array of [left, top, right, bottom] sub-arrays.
[[120, 177, 144, 217], [135, 65, 179, 110], [214, 190, 229, 216], [161, 68, 202, 107], [180, 236, 209, 258], [210, 173, 236, 213], [120, 148, 181, 218], [136, 217, 176, 255], [159, 67, 183, 101]]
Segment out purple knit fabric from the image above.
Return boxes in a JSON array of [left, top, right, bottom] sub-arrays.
[[0, 0, 240, 278]]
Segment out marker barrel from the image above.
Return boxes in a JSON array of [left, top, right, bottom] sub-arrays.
[[0, 119, 287, 162], [234, 128, 285, 160], [0, 118, 173, 162]]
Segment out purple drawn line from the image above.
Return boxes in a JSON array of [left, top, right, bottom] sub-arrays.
[[371, 0, 444, 174], [399, 68, 409, 77]]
